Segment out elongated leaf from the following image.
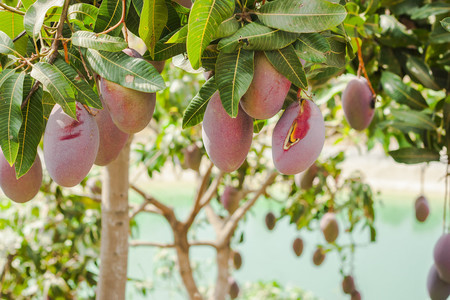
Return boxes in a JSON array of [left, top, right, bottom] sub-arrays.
[[215, 17, 239, 39], [187, 0, 235, 69], [265, 45, 307, 89], [15, 79, 44, 178], [140, 0, 168, 58], [0, 73, 25, 165], [59, 46, 89, 80], [24, 0, 64, 37], [411, 2, 450, 20], [380, 71, 428, 110], [42, 92, 55, 127], [257, 0, 347, 33], [0, 31, 15, 54], [202, 47, 219, 70], [405, 56, 440, 90], [67, 3, 98, 30], [218, 22, 299, 53], [388, 148, 440, 164], [253, 119, 267, 133], [72, 31, 127, 51], [441, 17, 450, 32], [0, 69, 17, 87], [30, 62, 77, 118], [53, 58, 102, 109], [166, 25, 188, 43], [0, 12, 27, 55], [86, 49, 165, 92], [182, 76, 217, 128], [295, 33, 330, 63], [145, 31, 186, 60], [94, 0, 130, 36], [390, 109, 436, 131], [215, 49, 254, 118]]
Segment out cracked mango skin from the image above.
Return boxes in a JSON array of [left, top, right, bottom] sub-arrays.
[[271, 99, 325, 175]]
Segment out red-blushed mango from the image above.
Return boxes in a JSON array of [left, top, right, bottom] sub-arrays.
[[265, 212, 276, 230], [100, 48, 156, 134], [415, 195, 430, 222], [173, 0, 191, 8], [221, 185, 242, 214], [202, 92, 253, 172], [342, 275, 356, 294], [232, 251, 242, 270], [182, 144, 202, 172], [228, 278, 239, 299], [272, 99, 325, 175], [94, 99, 129, 166], [427, 264, 450, 300], [350, 290, 361, 300], [341, 77, 375, 131], [149, 60, 165, 74], [320, 212, 339, 243], [0, 152, 42, 203], [312, 247, 326, 266], [240, 52, 291, 120], [292, 237, 304, 257], [295, 163, 318, 189], [434, 234, 450, 283], [44, 103, 99, 187]]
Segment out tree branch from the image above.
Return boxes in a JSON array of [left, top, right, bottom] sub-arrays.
[[204, 204, 223, 234], [130, 184, 174, 218], [0, 2, 25, 15], [129, 240, 217, 248], [129, 201, 162, 219], [218, 171, 278, 247]]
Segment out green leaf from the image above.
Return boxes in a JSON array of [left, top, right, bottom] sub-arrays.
[[324, 36, 346, 68], [380, 71, 428, 110], [411, 2, 450, 20], [166, 25, 188, 43], [182, 76, 217, 128], [72, 31, 127, 51], [217, 22, 299, 53], [53, 58, 102, 109], [0, 12, 26, 55], [257, 0, 347, 33], [215, 16, 239, 39], [294, 33, 330, 63], [42, 92, 55, 127], [215, 49, 254, 118], [441, 17, 450, 32], [253, 119, 267, 133], [0, 69, 17, 87], [30, 62, 77, 118], [405, 56, 440, 91], [139, 0, 168, 58], [265, 45, 307, 89], [0, 31, 15, 55], [388, 148, 440, 164], [0, 73, 25, 165], [15, 80, 44, 178], [201, 47, 219, 70], [390, 109, 436, 131], [187, 0, 235, 69], [146, 31, 186, 60], [86, 49, 165, 92], [24, 0, 64, 37], [67, 3, 98, 30], [94, 0, 130, 36]]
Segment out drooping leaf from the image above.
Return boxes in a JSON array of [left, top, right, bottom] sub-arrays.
[[294, 33, 330, 63], [30, 62, 77, 118], [257, 0, 347, 33], [86, 49, 166, 92], [390, 109, 436, 131], [72, 31, 127, 51], [215, 16, 239, 39], [0, 73, 25, 165], [182, 76, 217, 128], [24, 0, 64, 37], [380, 71, 428, 110], [324, 36, 346, 68], [215, 49, 254, 118], [0, 31, 15, 55], [59, 46, 90, 80], [126, 1, 141, 36], [441, 17, 450, 32], [94, 0, 130, 36], [15, 79, 44, 178], [67, 3, 98, 30], [265, 45, 307, 89], [217, 22, 299, 53], [42, 92, 55, 127], [0, 69, 17, 87], [147, 31, 186, 60], [388, 148, 440, 164], [0, 12, 27, 55], [166, 25, 188, 43], [53, 58, 102, 109], [411, 2, 450, 20], [405, 56, 440, 90], [187, 0, 235, 69], [139, 0, 168, 58], [201, 47, 219, 70]]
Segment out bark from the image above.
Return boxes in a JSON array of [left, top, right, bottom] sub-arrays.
[[96, 138, 132, 300], [173, 225, 203, 300], [213, 246, 231, 300]]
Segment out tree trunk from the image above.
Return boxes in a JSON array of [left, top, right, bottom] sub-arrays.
[[213, 246, 231, 300], [174, 227, 203, 300], [96, 138, 132, 300]]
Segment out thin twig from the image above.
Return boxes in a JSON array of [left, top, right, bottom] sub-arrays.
[[129, 240, 217, 248], [0, 2, 25, 15], [355, 37, 376, 98], [96, 0, 127, 35], [130, 184, 174, 217]]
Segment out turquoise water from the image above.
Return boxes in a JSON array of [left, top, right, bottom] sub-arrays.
[[126, 182, 444, 300]]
